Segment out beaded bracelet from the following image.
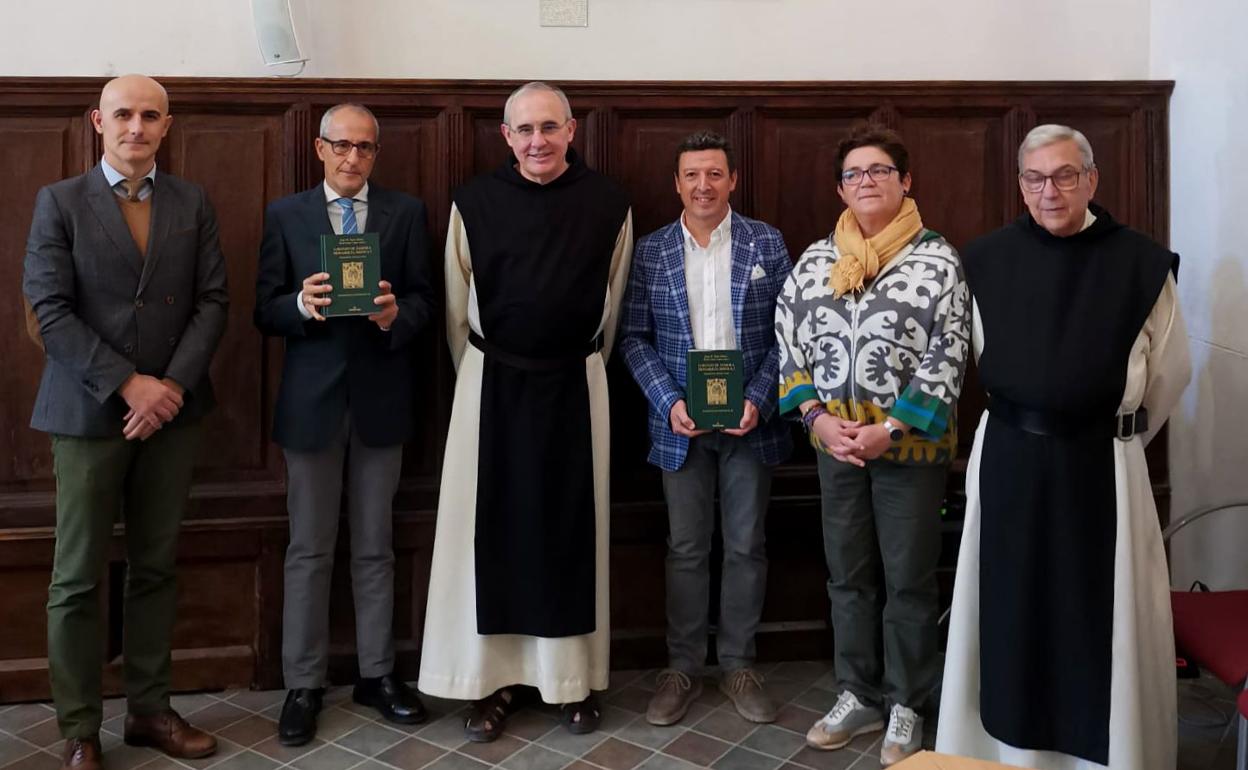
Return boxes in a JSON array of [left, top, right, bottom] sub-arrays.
[[801, 403, 828, 433]]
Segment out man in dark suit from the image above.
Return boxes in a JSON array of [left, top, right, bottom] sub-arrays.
[[23, 74, 228, 770], [619, 130, 792, 727], [254, 102, 435, 746]]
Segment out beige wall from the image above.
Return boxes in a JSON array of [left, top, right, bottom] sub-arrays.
[[5, 0, 1149, 79], [1151, 0, 1248, 589]]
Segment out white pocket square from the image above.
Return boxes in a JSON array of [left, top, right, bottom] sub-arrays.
[[750, 263, 767, 281]]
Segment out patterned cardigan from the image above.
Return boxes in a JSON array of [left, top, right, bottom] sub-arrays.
[[775, 229, 970, 465]]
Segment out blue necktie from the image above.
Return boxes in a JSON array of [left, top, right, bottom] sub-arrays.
[[337, 198, 358, 235]]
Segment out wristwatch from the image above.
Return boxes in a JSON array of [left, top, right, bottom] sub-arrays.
[[883, 418, 905, 442]]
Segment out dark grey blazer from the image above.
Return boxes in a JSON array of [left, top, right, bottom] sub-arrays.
[[23, 165, 229, 437], [254, 183, 435, 451]]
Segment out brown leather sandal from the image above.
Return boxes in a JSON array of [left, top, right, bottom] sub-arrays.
[[560, 694, 601, 735], [464, 687, 529, 743]]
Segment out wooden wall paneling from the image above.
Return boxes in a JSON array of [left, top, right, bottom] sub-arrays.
[[163, 111, 288, 483], [753, 107, 877, 261], [610, 107, 736, 239], [0, 115, 88, 495], [0, 79, 1174, 702]]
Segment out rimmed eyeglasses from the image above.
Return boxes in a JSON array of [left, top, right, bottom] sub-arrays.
[[1019, 166, 1093, 193], [320, 137, 380, 159], [840, 164, 898, 186]]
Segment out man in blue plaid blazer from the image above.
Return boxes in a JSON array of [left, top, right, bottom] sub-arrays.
[[619, 131, 793, 728]]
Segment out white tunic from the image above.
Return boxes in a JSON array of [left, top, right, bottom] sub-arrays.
[[937, 275, 1191, 769], [417, 205, 633, 704]]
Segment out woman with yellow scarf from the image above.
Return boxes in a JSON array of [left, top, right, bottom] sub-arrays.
[[774, 125, 970, 766]]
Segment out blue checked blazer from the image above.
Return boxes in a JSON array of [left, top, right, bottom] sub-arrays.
[[619, 211, 794, 472]]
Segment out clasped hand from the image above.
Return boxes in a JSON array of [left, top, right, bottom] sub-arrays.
[[119, 373, 184, 441], [811, 414, 893, 468]]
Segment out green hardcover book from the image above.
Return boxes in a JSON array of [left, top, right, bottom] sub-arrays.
[[319, 233, 381, 318], [685, 349, 744, 430]]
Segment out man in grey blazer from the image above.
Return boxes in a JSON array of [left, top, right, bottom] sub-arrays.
[[22, 75, 228, 770]]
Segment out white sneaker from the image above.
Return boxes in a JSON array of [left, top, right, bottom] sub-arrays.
[[805, 690, 885, 750], [879, 703, 923, 766]]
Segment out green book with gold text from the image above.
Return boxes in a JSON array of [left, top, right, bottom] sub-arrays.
[[319, 233, 381, 317], [685, 349, 744, 430]]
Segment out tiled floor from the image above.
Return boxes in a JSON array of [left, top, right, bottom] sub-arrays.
[[0, 662, 1239, 770]]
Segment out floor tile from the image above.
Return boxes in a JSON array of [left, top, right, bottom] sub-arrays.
[[785, 745, 859, 770], [100, 743, 161, 770], [608, 671, 647, 692], [251, 735, 324, 763], [316, 709, 372, 743], [224, 691, 287, 715], [533, 725, 607, 758], [712, 746, 781, 770], [455, 734, 526, 766], [741, 725, 805, 760], [636, 754, 702, 770], [15, 719, 61, 749], [0, 706, 55, 734], [0, 750, 59, 770], [0, 736, 40, 768], [613, 717, 685, 751], [374, 736, 446, 770], [688, 710, 753, 744], [605, 689, 651, 715], [503, 710, 558, 742], [792, 690, 839, 714], [422, 753, 490, 770], [186, 703, 253, 735], [334, 723, 407, 758], [216, 716, 278, 748], [769, 663, 830, 683], [290, 743, 367, 770], [171, 694, 221, 718], [132, 757, 184, 770], [413, 712, 469, 751], [498, 743, 570, 770], [580, 737, 653, 770], [210, 750, 280, 770], [660, 732, 731, 767], [773, 704, 822, 736]]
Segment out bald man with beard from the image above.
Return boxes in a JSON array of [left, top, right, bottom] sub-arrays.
[[23, 74, 227, 770]]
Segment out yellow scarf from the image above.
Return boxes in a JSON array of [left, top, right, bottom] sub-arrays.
[[830, 197, 923, 298]]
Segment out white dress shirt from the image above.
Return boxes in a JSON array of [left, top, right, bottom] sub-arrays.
[[297, 181, 371, 319], [682, 209, 737, 350]]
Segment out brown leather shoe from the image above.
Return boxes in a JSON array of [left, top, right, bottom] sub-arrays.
[[61, 736, 102, 770], [123, 710, 217, 759]]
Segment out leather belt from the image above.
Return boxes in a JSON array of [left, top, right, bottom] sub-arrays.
[[468, 330, 602, 371], [988, 395, 1149, 441]]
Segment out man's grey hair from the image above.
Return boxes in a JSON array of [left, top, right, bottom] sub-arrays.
[[319, 103, 380, 140], [1018, 124, 1095, 172], [503, 82, 573, 126]]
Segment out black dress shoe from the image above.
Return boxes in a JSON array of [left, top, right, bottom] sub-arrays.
[[278, 688, 323, 746], [353, 674, 427, 725]]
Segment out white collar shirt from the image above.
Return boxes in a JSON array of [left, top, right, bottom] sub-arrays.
[[681, 209, 737, 350], [323, 180, 370, 234]]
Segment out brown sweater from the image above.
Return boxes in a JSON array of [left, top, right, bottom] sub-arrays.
[[116, 194, 153, 256]]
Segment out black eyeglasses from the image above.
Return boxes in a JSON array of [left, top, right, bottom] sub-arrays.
[[1019, 166, 1091, 193], [320, 137, 380, 158], [840, 164, 898, 186]]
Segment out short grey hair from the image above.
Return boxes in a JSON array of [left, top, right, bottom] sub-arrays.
[[503, 82, 573, 126], [319, 103, 380, 140], [1018, 124, 1094, 172]]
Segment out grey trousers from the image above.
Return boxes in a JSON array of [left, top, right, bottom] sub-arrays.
[[661, 432, 773, 673], [281, 412, 403, 688], [816, 453, 946, 711]]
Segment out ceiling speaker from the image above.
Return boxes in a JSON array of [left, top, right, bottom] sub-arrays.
[[251, 0, 307, 65]]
